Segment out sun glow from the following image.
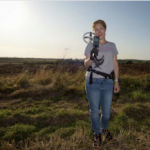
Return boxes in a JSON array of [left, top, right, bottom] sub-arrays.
[[0, 1, 25, 29]]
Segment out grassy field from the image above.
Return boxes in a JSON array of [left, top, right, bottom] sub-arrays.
[[0, 62, 150, 150]]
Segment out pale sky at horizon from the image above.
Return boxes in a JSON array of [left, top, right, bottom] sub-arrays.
[[0, 1, 150, 60]]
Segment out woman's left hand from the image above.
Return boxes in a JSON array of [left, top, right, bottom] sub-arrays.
[[114, 82, 120, 93]]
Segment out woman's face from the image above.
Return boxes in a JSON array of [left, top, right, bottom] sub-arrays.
[[94, 23, 106, 40]]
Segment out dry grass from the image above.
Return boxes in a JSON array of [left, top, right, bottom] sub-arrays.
[[0, 63, 150, 150], [0, 127, 150, 150]]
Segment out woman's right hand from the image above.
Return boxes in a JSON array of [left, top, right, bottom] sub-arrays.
[[90, 47, 98, 60]]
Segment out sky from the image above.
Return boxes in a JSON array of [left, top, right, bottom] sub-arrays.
[[0, 1, 150, 60]]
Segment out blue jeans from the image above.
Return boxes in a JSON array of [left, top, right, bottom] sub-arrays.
[[85, 77, 113, 135]]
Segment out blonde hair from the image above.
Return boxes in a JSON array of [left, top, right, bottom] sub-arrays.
[[92, 20, 107, 31]]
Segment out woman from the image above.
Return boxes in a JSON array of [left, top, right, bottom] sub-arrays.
[[84, 20, 120, 148]]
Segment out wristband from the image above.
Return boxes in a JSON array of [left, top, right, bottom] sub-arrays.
[[115, 79, 118, 82]]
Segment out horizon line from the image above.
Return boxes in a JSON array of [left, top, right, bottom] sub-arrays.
[[0, 57, 150, 61]]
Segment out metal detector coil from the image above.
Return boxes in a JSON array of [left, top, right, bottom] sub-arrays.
[[83, 32, 95, 44]]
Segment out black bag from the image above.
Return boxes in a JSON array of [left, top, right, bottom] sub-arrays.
[[87, 66, 114, 84]]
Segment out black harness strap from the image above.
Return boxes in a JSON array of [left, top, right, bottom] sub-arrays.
[[87, 66, 114, 84]]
